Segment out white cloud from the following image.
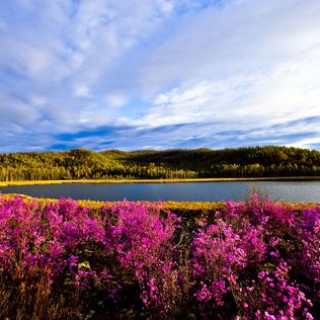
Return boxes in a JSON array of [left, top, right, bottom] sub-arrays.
[[137, 0, 320, 93], [287, 138, 320, 149], [0, 0, 182, 131], [29, 95, 47, 107], [139, 45, 320, 130], [121, 0, 320, 142], [74, 84, 91, 97], [0, 90, 39, 127], [0, 0, 320, 150], [106, 92, 128, 107]]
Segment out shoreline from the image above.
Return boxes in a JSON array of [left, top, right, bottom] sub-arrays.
[[1, 176, 320, 187], [1, 193, 319, 210]]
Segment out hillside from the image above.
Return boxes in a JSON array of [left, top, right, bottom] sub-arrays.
[[1, 146, 320, 181]]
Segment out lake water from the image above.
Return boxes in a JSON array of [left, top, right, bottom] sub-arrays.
[[1, 181, 320, 202]]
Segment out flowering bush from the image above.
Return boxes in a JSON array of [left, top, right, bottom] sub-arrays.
[[0, 194, 320, 319]]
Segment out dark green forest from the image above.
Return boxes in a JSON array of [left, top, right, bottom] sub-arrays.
[[1, 146, 320, 181]]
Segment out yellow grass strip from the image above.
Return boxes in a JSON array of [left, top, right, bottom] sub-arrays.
[[1, 176, 320, 187], [1, 194, 318, 212]]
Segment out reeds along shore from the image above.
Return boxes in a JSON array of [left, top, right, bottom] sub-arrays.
[[0, 194, 319, 319], [1, 175, 320, 187]]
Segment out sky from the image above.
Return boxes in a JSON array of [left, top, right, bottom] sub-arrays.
[[0, 0, 320, 152]]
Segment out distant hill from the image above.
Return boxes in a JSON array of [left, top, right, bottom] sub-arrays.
[[1, 146, 320, 181]]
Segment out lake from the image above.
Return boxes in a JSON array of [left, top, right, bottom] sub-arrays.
[[1, 181, 320, 202]]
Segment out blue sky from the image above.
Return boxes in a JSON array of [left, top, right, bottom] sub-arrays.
[[0, 0, 320, 152]]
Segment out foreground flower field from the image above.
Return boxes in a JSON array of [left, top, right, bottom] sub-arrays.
[[0, 195, 320, 319]]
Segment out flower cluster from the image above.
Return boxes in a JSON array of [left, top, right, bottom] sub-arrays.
[[1, 194, 320, 319]]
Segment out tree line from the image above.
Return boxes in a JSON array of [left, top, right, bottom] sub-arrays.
[[1, 146, 320, 181]]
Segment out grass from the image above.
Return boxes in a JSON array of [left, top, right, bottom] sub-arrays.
[[1, 176, 320, 187], [2, 193, 318, 215]]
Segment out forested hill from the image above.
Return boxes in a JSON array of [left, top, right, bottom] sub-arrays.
[[1, 146, 320, 181]]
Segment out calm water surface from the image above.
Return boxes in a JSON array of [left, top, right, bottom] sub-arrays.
[[1, 181, 320, 202]]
